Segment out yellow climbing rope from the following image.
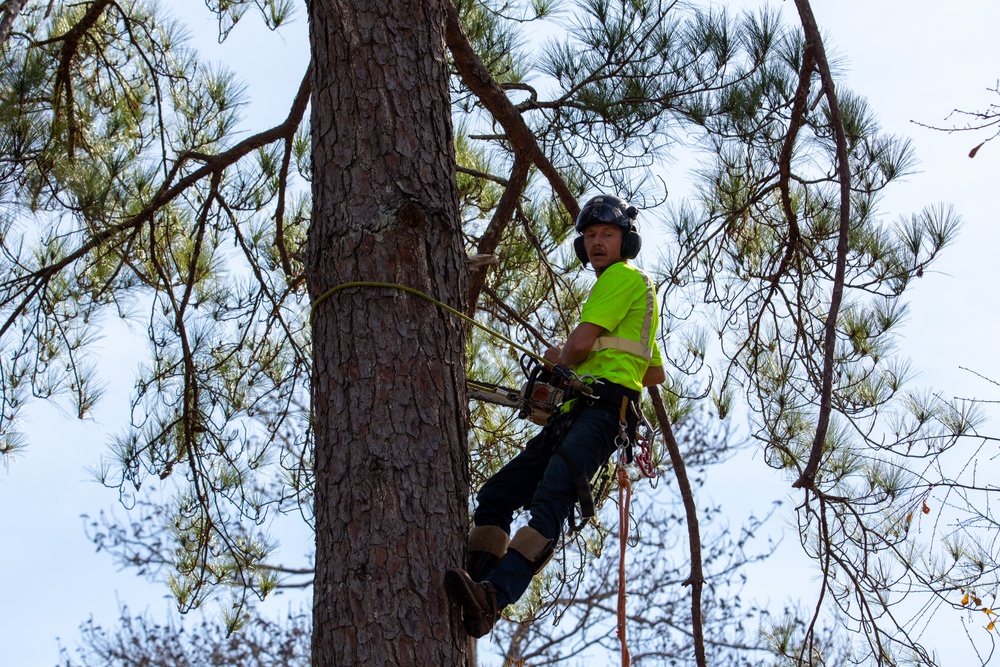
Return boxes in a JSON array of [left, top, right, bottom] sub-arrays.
[[310, 280, 548, 365]]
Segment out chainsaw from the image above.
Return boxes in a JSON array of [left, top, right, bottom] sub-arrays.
[[467, 355, 583, 426]]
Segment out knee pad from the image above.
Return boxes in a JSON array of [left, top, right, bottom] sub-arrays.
[[508, 526, 556, 574]]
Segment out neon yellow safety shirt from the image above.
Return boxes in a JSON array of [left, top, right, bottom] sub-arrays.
[[574, 261, 662, 392]]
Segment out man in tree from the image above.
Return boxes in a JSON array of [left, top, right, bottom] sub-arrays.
[[445, 194, 667, 638]]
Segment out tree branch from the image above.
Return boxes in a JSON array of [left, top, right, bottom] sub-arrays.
[[467, 153, 531, 313], [443, 2, 579, 219], [791, 0, 852, 491], [0, 0, 29, 46], [648, 385, 706, 667], [274, 66, 312, 280], [0, 68, 311, 340]]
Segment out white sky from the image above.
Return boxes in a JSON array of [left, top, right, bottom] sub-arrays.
[[2, 1, 1000, 665]]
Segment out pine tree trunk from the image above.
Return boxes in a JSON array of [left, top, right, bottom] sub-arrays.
[[306, 1, 470, 664]]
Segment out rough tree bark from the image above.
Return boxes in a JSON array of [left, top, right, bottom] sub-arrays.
[[307, 1, 470, 664]]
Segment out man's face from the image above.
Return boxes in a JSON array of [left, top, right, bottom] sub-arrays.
[[583, 222, 624, 273]]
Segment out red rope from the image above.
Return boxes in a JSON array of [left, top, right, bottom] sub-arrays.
[[616, 463, 632, 667]]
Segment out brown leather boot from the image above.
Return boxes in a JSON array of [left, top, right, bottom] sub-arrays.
[[444, 567, 500, 638]]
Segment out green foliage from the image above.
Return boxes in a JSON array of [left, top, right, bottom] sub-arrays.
[[0, 0, 312, 621], [454, 0, 532, 89]]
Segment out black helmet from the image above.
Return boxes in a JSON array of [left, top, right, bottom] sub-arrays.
[[574, 194, 642, 264], [575, 194, 638, 233]]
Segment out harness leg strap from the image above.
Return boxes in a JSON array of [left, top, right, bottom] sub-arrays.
[[555, 448, 596, 521]]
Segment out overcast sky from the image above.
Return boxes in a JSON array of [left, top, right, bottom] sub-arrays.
[[3, 1, 1000, 665]]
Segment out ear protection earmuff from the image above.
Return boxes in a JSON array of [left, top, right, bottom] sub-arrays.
[[622, 224, 642, 259], [574, 235, 588, 264]]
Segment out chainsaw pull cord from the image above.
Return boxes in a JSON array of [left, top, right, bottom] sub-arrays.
[[616, 459, 633, 667]]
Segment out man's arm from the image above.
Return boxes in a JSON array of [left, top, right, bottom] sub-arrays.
[[642, 364, 665, 387], [543, 322, 605, 369]]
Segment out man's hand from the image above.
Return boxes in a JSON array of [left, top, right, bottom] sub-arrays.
[[543, 345, 563, 365]]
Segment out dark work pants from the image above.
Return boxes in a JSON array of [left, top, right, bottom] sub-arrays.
[[472, 405, 621, 608]]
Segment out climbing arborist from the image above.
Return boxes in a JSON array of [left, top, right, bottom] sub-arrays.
[[445, 194, 667, 638]]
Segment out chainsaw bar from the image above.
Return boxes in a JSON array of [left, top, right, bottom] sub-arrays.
[[467, 378, 564, 426], [466, 381, 523, 409]]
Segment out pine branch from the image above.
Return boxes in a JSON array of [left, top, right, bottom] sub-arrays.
[[444, 1, 579, 219], [648, 385, 706, 667], [468, 154, 531, 313], [790, 0, 852, 492]]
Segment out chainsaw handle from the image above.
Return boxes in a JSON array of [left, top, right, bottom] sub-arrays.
[[550, 364, 594, 397]]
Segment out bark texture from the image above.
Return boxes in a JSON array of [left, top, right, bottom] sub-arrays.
[[307, 1, 470, 664]]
